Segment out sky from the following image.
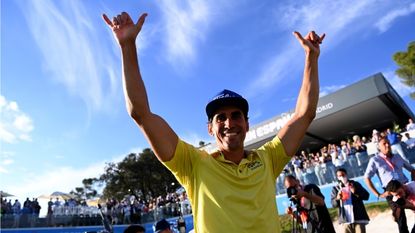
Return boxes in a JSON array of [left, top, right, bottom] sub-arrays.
[[1, 0, 415, 215]]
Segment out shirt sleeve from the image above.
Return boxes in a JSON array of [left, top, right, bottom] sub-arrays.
[[364, 157, 376, 179], [162, 139, 202, 187], [258, 136, 291, 179]]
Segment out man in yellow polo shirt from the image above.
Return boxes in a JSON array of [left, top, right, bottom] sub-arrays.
[[103, 10, 324, 233]]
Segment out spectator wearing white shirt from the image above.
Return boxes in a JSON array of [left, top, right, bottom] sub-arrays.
[[407, 118, 415, 132]]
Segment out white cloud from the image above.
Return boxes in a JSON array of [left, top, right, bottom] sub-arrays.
[[156, 0, 210, 68], [319, 85, 346, 97], [3, 147, 138, 216], [2, 159, 14, 166], [0, 95, 34, 143], [375, 3, 415, 33], [248, 1, 412, 97], [18, 0, 120, 113], [0, 151, 15, 174]]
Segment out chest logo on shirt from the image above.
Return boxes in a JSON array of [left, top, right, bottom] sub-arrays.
[[247, 160, 263, 170]]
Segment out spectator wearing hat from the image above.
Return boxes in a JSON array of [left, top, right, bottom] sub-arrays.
[[103, 9, 325, 233], [153, 219, 172, 233]]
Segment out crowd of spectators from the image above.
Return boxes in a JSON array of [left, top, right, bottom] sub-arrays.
[[2, 119, 414, 229], [103, 190, 191, 225], [276, 124, 415, 195], [0, 190, 191, 228], [1, 197, 41, 228]]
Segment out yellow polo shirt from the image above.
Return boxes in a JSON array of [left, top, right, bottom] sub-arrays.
[[163, 136, 290, 233]]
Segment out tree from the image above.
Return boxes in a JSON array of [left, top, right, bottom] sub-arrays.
[[98, 149, 180, 201], [393, 41, 415, 99], [70, 178, 99, 201]]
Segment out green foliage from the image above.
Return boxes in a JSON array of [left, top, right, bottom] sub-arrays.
[[393, 121, 402, 133], [70, 177, 99, 201], [393, 41, 415, 99], [97, 149, 180, 201]]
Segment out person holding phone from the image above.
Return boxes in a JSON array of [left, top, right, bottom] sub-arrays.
[[331, 168, 370, 233]]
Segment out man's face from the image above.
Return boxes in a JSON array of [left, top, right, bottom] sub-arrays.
[[284, 177, 298, 189], [336, 171, 348, 182], [378, 138, 392, 156], [208, 106, 249, 152]]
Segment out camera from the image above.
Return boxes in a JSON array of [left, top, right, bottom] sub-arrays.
[[337, 180, 345, 188], [286, 186, 298, 204], [395, 197, 405, 206]]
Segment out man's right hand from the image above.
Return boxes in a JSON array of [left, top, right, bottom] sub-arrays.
[[336, 191, 343, 200], [102, 12, 147, 46], [379, 191, 390, 199]]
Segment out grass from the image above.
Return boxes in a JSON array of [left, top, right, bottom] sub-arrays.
[[280, 201, 390, 233]]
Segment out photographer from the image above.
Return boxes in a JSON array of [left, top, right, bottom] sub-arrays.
[[284, 175, 335, 233], [331, 168, 370, 233], [385, 180, 415, 233]]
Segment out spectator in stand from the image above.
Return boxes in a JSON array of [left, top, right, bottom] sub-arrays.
[[323, 147, 336, 183], [313, 152, 325, 185], [23, 198, 30, 209], [371, 129, 381, 144], [31, 198, 41, 227], [365, 137, 415, 233], [54, 198, 61, 207], [12, 199, 21, 228], [332, 143, 346, 171], [353, 135, 368, 176], [407, 118, 415, 132], [302, 159, 319, 185], [123, 200, 132, 224], [403, 132, 415, 150], [47, 198, 53, 226], [292, 155, 304, 184], [331, 168, 370, 233], [387, 128, 409, 162], [341, 140, 357, 178]]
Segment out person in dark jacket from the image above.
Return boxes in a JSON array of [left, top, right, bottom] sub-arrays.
[[331, 168, 370, 233], [285, 175, 336, 233]]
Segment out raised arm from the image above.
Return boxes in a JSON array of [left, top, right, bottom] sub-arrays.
[[103, 12, 178, 162], [278, 31, 325, 156]]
